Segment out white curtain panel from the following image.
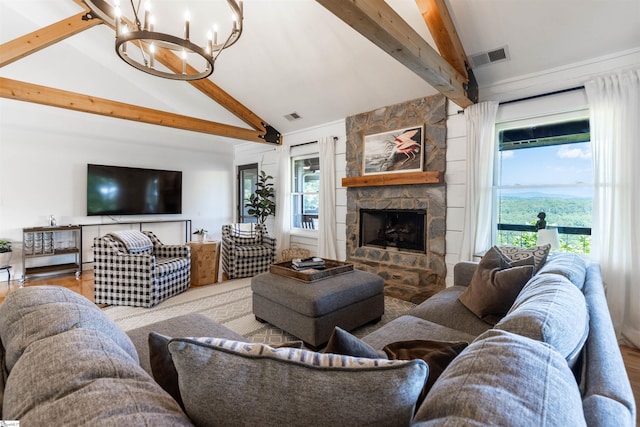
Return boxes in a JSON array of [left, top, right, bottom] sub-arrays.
[[585, 68, 640, 346], [318, 136, 338, 259], [460, 101, 499, 261], [273, 145, 291, 261]]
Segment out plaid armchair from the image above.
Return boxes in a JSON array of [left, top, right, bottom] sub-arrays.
[[221, 224, 276, 279], [93, 230, 190, 308]]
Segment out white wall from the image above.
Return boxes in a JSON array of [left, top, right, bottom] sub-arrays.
[[0, 100, 236, 280], [234, 119, 347, 260], [444, 102, 468, 286]]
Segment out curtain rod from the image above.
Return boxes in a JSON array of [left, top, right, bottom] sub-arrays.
[[290, 136, 338, 148], [457, 86, 585, 114], [499, 85, 584, 106]]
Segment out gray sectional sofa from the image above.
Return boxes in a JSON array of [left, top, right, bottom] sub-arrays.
[[363, 253, 636, 426], [0, 253, 635, 426]]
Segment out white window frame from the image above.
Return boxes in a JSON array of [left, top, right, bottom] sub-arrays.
[[492, 108, 592, 250], [290, 150, 320, 235]]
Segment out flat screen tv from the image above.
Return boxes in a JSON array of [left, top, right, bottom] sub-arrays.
[[87, 164, 182, 216]]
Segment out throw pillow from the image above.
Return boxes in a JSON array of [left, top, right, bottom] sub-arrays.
[[324, 326, 388, 359], [168, 337, 428, 426], [458, 246, 535, 325], [499, 244, 551, 272], [383, 340, 469, 404], [149, 332, 183, 409], [149, 332, 308, 410]]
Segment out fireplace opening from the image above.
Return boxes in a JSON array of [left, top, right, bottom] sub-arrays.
[[359, 209, 426, 253]]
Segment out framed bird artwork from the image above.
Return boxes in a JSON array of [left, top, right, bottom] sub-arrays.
[[362, 125, 424, 175]]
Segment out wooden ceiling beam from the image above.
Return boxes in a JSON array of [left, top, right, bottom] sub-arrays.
[[415, 0, 469, 79], [316, 0, 476, 107], [0, 77, 271, 144], [76, 0, 279, 141], [0, 12, 101, 68], [1, 1, 280, 144], [152, 47, 268, 133]]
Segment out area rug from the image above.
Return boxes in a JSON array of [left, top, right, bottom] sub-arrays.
[[103, 278, 416, 346]]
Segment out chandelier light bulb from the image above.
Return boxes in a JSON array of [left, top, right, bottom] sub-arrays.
[[207, 30, 213, 55], [184, 10, 191, 40], [143, 1, 151, 30], [149, 42, 155, 68]]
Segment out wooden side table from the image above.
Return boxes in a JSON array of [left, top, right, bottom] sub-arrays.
[[187, 241, 220, 286]]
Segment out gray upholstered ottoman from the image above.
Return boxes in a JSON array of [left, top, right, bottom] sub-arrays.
[[251, 270, 385, 349]]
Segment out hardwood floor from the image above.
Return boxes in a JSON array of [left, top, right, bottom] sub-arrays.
[[0, 271, 95, 303], [2, 272, 639, 418]]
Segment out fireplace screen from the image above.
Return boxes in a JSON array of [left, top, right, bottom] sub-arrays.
[[359, 209, 426, 253]]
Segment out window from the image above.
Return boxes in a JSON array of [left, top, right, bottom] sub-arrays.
[[494, 113, 592, 254], [237, 163, 258, 223], [291, 156, 319, 230]]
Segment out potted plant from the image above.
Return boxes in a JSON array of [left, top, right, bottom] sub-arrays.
[[245, 170, 276, 225], [193, 228, 208, 242], [0, 239, 12, 266]]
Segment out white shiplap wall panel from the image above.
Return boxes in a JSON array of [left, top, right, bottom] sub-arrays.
[[445, 104, 468, 286]]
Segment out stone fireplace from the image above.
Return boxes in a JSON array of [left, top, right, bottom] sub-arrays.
[[344, 94, 447, 303], [360, 209, 426, 254]]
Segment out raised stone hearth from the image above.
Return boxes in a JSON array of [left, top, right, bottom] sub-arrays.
[[345, 94, 447, 303]]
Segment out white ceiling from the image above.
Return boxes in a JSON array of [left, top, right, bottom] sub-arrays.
[[1, 0, 639, 149]]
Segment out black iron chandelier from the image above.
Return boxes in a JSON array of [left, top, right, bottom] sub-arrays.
[[82, 0, 243, 81]]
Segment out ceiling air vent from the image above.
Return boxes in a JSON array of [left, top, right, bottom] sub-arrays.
[[468, 46, 510, 69], [284, 112, 302, 121]]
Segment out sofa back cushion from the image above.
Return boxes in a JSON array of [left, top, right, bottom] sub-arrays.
[[536, 253, 587, 290], [413, 329, 586, 426], [168, 337, 427, 426], [0, 286, 138, 372], [2, 329, 191, 426], [495, 273, 589, 367]]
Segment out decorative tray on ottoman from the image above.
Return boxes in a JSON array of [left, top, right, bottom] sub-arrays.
[[269, 259, 354, 282]]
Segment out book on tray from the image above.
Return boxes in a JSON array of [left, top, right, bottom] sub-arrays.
[[292, 257, 326, 270]]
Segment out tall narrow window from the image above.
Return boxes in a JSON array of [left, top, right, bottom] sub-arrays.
[[238, 163, 258, 223], [495, 115, 592, 253], [291, 156, 320, 230]]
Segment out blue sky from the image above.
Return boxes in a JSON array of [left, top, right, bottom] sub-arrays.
[[499, 142, 593, 196]]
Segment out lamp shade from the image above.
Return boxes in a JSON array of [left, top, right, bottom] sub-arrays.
[[537, 228, 560, 249]]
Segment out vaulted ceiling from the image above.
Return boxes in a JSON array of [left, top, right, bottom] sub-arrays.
[[1, 0, 639, 151]]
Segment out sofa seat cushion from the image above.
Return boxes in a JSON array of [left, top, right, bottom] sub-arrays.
[[409, 286, 493, 337], [2, 329, 191, 426], [155, 257, 190, 276], [413, 329, 586, 427], [168, 337, 427, 427], [126, 313, 247, 375], [361, 315, 476, 350], [233, 244, 272, 258], [495, 273, 589, 367], [0, 286, 138, 372], [536, 253, 587, 290]]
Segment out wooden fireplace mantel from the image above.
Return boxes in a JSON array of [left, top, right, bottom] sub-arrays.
[[341, 171, 442, 188]]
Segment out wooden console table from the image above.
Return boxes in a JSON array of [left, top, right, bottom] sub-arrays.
[[187, 241, 220, 286]]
